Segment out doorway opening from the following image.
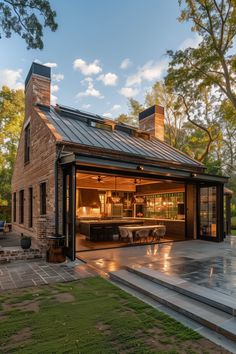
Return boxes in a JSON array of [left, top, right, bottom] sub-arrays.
[[75, 172, 188, 253]]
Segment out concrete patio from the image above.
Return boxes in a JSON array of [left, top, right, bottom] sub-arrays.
[[78, 237, 236, 298]]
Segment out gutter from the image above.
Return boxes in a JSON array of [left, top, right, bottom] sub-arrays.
[[55, 143, 64, 236]]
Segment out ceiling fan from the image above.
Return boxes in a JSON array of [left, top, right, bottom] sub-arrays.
[[91, 175, 105, 183]]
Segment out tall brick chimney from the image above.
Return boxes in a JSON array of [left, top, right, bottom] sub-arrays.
[[25, 62, 51, 118], [139, 105, 164, 141]]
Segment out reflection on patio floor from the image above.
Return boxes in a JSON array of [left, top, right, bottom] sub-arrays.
[[76, 233, 185, 251], [78, 238, 236, 298]]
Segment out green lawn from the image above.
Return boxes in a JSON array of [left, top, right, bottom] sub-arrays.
[[0, 277, 226, 354], [231, 229, 236, 236]]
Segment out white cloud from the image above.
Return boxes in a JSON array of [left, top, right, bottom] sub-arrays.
[[120, 58, 132, 69], [0, 69, 23, 89], [179, 34, 202, 50], [126, 60, 168, 87], [97, 72, 118, 86], [44, 62, 58, 68], [51, 84, 59, 93], [111, 104, 121, 111], [76, 77, 104, 99], [103, 112, 112, 117], [73, 58, 102, 76], [119, 87, 139, 98], [51, 94, 58, 106], [82, 103, 91, 109], [52, 73, 64, 82]]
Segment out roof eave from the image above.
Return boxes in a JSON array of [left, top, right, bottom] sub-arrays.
[[57, 140, 205, 173]]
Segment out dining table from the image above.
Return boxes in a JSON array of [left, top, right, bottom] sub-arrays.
[[119, 224, 166, 243]]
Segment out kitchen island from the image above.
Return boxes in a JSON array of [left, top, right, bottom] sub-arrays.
[[78, 218, 185, 241]]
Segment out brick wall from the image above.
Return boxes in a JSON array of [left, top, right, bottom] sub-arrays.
[[139, 105, 165, 141], [11, 69, 59, 249]]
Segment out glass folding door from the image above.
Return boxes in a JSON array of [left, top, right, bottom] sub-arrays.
[[198, 184, 223, 241]]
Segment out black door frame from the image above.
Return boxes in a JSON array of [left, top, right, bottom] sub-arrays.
[[62, 163, 225, 260], [62, 163, 76, 260], [196, 182, 224, 242]]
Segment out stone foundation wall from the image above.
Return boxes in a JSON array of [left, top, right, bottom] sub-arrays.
[[0, 247, 44, 264]]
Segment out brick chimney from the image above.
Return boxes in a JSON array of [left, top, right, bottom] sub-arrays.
[[139, 105, 164, 141], [25, 62, 51, 118]]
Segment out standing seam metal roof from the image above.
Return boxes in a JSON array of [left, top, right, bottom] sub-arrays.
[[40, 105, 203, 168]]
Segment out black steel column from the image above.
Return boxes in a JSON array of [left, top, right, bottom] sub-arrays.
[[71, 164, 76, 260]]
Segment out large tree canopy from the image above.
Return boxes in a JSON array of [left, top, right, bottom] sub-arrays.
[[166, 0, 236, 110], [0, 86, 24, 205], [0, 0, 57, 49]]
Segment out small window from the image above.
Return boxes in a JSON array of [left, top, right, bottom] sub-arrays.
[[29, 187, 33, 227], [40, 182, 47, 215], [24, 123, 30, 163], [19, 190, 24, 224], [13, 192, 16, 222]]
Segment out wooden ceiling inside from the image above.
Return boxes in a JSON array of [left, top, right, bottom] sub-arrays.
[[76, 173, 184, 192]]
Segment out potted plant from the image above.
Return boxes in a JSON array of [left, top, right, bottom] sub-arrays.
[[20, 233, 32, 249]]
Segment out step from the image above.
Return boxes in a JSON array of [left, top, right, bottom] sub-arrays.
[[127, 266, 236, 316], [110, 269, 236, 342]]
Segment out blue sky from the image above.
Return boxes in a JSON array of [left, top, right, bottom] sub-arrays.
[[0, 0, 200, 118]]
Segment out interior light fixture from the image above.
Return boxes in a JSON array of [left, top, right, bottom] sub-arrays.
[[111, 176, 121, 204], [191, 173, 197, 177], [137, 165, 144, 171]]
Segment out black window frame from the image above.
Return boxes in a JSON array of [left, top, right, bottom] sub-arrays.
[[24, 123, 30, 163], [40, 182, 47, 215], [19, 190, 24, 224], [29, 187, 33, 227], [13, 192, 16, 222]]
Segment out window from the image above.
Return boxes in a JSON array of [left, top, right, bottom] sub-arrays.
[[40, 182, 47, 215], [145, 192, 185, 220], [19, 190, 24, 224], [13, 192, 16, 222], [29, 187, 33, 227], [24, 123, 30, 163]]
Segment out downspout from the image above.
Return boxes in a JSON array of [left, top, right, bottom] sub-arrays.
[[55, 144, 64, 236]]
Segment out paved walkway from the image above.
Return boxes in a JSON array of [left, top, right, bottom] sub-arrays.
[[0, 259, 96, 291], [79, 237, 236, 298]]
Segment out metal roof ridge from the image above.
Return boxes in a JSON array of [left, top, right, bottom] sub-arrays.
[[46, 103, 203, 168]]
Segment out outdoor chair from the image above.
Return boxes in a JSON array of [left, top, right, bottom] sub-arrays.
[[118, 227, 132, 243], [0, 220, 6, 235], [135, 229, 150, 243], [153, 226, 166, 242]]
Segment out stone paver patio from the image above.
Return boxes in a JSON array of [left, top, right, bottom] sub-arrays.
[[0, 259, 96, 291], [79, 237, 236, 298]]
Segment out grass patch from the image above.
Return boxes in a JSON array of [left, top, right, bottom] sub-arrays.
[[0, 277, 228, 354], [231, 229, 236, 236], [231, 216, 236, 229]]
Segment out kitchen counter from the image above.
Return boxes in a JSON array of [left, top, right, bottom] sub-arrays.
[[78, 217, 185, 223], [78, 218, 185, 241]]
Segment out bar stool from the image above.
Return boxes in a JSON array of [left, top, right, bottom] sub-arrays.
[[91, 226, 103, 242]]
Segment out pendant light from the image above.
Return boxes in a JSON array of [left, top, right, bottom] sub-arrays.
[[111, 176, 121, 204]]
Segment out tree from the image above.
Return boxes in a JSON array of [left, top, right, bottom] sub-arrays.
[[0, 0, 57, 49], [145, 81, 186, 149], [116, 99, 143, 127], [166, 0, 236, 111], [0, 86, 24, 206]]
